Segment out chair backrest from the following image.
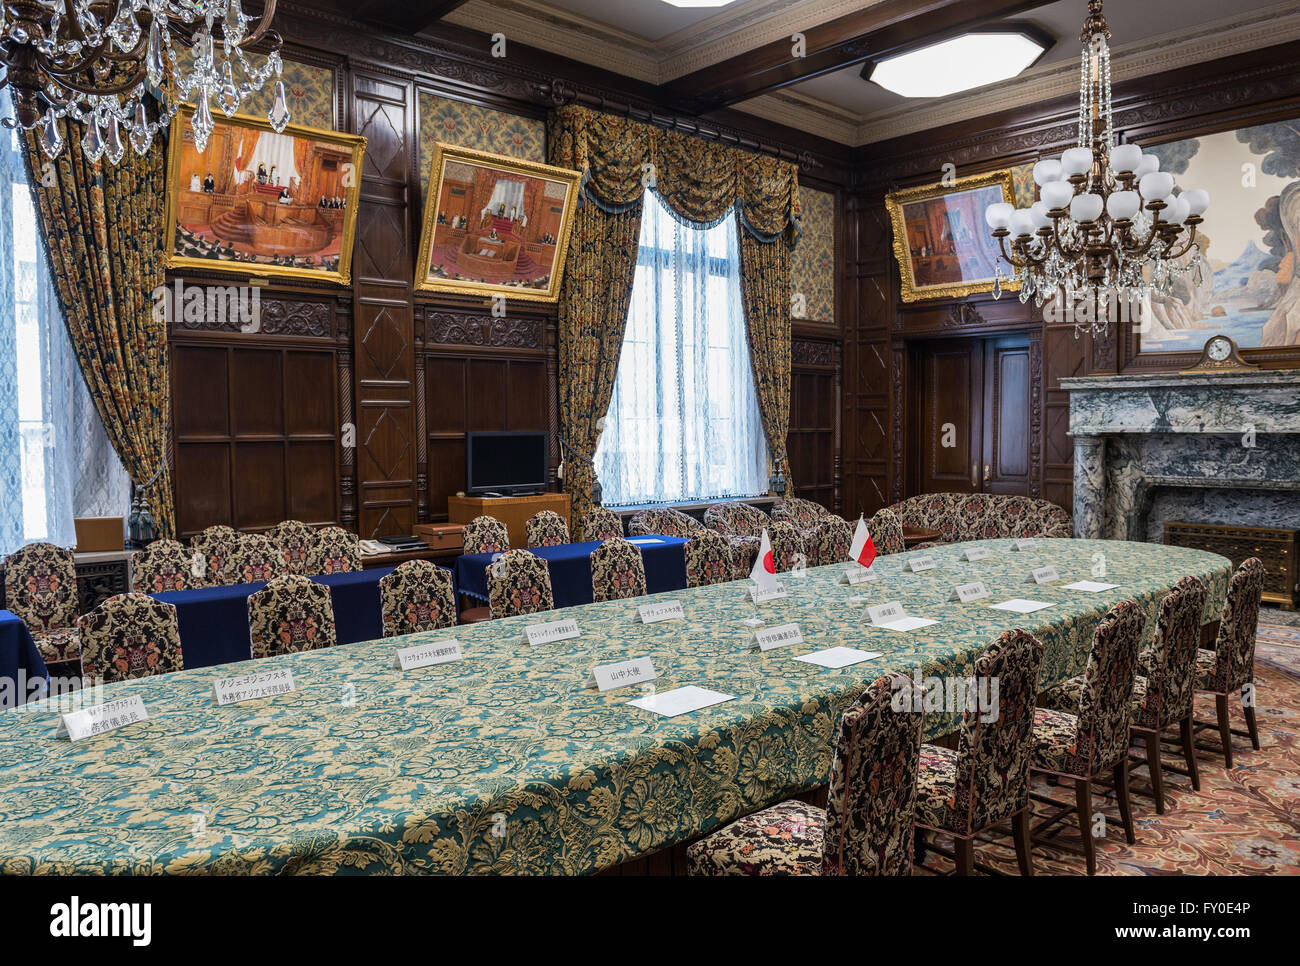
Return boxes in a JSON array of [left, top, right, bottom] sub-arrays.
[[885, 493, 1073, 544], [704, 501, 771, 537], [684, 531, 735, 587], [1136, 575, 1207, 729], [131, 539, 196, 593], [1209, 557, 1266, 693], [311, 526, 360, 574], [627, 506, 708, 538], [578, 506, 623, 542], [886, 493, 965, 543], [247, 574, 336, 660], [190, 525, 242, 586], [590, 538, 647, 602], [2, 542, 79, 633], [821, 672, 924, 876], [811, 515, 852, 567], [1073, 599, 1146, 773], [269, 520, 314, 576], [772, 497, 829, 531], [525, 510, 570, 548], [768, 521, 805, 572], [238, 533, 282, 583], [379, 560, 456, 636], [950, 628, 1045, 835], [487, 549, 554, 619], [463, 515, 510, 555], [867, 507, 906, 556], [78, 593, 183, 683]]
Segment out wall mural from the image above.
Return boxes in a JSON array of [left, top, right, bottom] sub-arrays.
[[1142, 117, 1300, 350], [792, 186, 835, 323]]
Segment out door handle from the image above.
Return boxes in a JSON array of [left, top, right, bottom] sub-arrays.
[[984, 462, 991, 482], [971, 461, 978, 488]]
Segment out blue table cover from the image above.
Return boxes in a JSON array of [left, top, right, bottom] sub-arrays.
[[149, 567, 430, 670], [456, 536, 689, 610], [0, 609, 48, 708]]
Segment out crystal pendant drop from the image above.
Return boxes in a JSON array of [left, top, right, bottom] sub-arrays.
[[129, 102, 153, 156], [104, 114, 125, 165], [225, 0, 247, 44], [39, 109, 64, 159], [218, 61, 240, 116], [146, 19, 165, 88], [109, 2, 141, 51], [267, 79, 290, 132], [192, 93, 214, 153], [992, 273, 1002, 300], [81, 117, 105, 162]]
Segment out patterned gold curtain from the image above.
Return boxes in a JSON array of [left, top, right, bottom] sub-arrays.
[[548, 105, 800, 511], [21, 128, 175, 538]]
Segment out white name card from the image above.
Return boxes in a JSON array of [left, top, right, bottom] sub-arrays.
[[628, 685, 735, 719], [749, 582, 789, 603], [867, 600, 906, 624], [962, 547, 992, 561], [394, 639, 463, 671], [950, 581, 990, 603], [754, 622, 804, 652], [525, 618, 581, 647], [587, 657, 658, 692], [1029, 565, 1061, 584], [907, 555, 938, 572], [1063, 580, 1119, 593], [212, 668, 296, 705], [55, 695, 148, 741], [638, 599, 684, 624], [1012, 538, 1039, 551], [795, 647, 882, 669], [840, 565, 878, 585]]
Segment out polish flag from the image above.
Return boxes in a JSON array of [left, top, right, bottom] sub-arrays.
[[750, 528, 779, 587], [849, 515, 877, 570]]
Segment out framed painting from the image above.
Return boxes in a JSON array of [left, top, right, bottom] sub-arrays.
[[1135, 116, 1300, 356], [885, 170, 1020, 302], [414, 143, 581, 302], [164, 106, 366, 285]]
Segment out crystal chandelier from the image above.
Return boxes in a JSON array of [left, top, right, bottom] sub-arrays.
[[984, 0, 1210, 338], [0, 1, 288, 165]]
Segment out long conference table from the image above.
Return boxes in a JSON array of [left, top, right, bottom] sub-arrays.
[[0, 538, 1230, 875]]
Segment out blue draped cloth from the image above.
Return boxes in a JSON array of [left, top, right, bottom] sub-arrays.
[[0, 610, 48, 708], [456, 536, 689, 609]]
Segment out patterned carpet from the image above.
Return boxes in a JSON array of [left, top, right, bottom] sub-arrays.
[[919, 621, 1300, 875]]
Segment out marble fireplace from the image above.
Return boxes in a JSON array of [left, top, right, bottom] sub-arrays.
[[1060, 370, 1300, 542]]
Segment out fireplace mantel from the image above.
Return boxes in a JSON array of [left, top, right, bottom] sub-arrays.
[[1060, 370, 1300, 539]]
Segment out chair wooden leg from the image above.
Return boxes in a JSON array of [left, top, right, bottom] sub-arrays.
[[1145, 732, 1165, 814], [1113, 758, 1136, 845], [1243, 697, 1261, 750], [954, 836, 975, 876], [1180, 714, 1201, 792], [1012, 810, 1034, 876], [1075, 778, 1096, 876], [1215, 693, 1234, 769]]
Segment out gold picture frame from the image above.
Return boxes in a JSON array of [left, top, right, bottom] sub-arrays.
[[885, 170, 1021, 303], [164, 106, 366, 285], [414, 142, 581, 302]]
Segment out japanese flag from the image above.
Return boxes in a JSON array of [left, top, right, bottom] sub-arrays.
[[849, 515, 877, 570], [750, 528, 779, 587]]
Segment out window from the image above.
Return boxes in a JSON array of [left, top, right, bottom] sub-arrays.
[[0, 88, 130, 554], [595, 190, 770, 506]]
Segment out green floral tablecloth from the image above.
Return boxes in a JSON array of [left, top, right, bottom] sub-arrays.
[[0, 538, 1229, 875]]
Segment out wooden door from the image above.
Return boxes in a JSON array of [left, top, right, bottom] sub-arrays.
[[981, 336, 1031, 495]]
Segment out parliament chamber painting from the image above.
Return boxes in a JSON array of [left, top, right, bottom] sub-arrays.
[[165, 108, 366, 284]]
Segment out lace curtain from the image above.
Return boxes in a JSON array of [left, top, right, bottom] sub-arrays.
[[595, 190, 770, 506], [0, 88, 131, 556]]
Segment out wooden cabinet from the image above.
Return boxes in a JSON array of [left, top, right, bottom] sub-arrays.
[[448, 493, 571, 549]]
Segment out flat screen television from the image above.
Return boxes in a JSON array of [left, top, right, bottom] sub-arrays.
[[466, 431, 549, 496]]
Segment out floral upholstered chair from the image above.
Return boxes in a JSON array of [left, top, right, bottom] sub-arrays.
[[1042, 576, 1206, 813], [687, 672, 923, 876], [379, 560, 456, 636], [627, 506, 710, 539], [914, 628, 1044, 876], [867, 507, 906, 556], [131, 539, 197, 593], [463, 515, 510, 555], [589, 538, 647, 602], [888, 492, 966, 545], [768, 520, 806, 572], [486, 549, 554, 619], [704, 501, 771, 538], [809, 515, 852, 567], [884, 493, 1072, 546], [190, 525, 242, 586], [1194, 557, 1265, 768], [685, 531, 736, 587], [237, 533, 282, 583], [1031, 599, 1146, 875], [578, 506, 623, 543], [772, 497, 833, 552], [310, 526, 360, 574], [247, 574, 337, 660], [525, 510, 570, 548], [269, 520, 315, 576], [78, 594, 184, 683], [3, 542, 82, 669]]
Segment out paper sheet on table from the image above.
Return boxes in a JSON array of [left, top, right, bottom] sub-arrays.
[[795, 647, 883, 669], [627, 686, 735, 718], [627, 538, 665, 544], [990, 598, 1056, 614], [1062, 580, 1119, 592], [873, 616, 939, 632]]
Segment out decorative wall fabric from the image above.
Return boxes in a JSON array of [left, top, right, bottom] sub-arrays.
[[791, 186, 836, 323], [548, 105, 800, 512], [419, 94, 546, 196], [21, 121, 175, 538]]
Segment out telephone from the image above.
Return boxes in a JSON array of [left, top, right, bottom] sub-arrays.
[[359, 539, 388, 556]]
